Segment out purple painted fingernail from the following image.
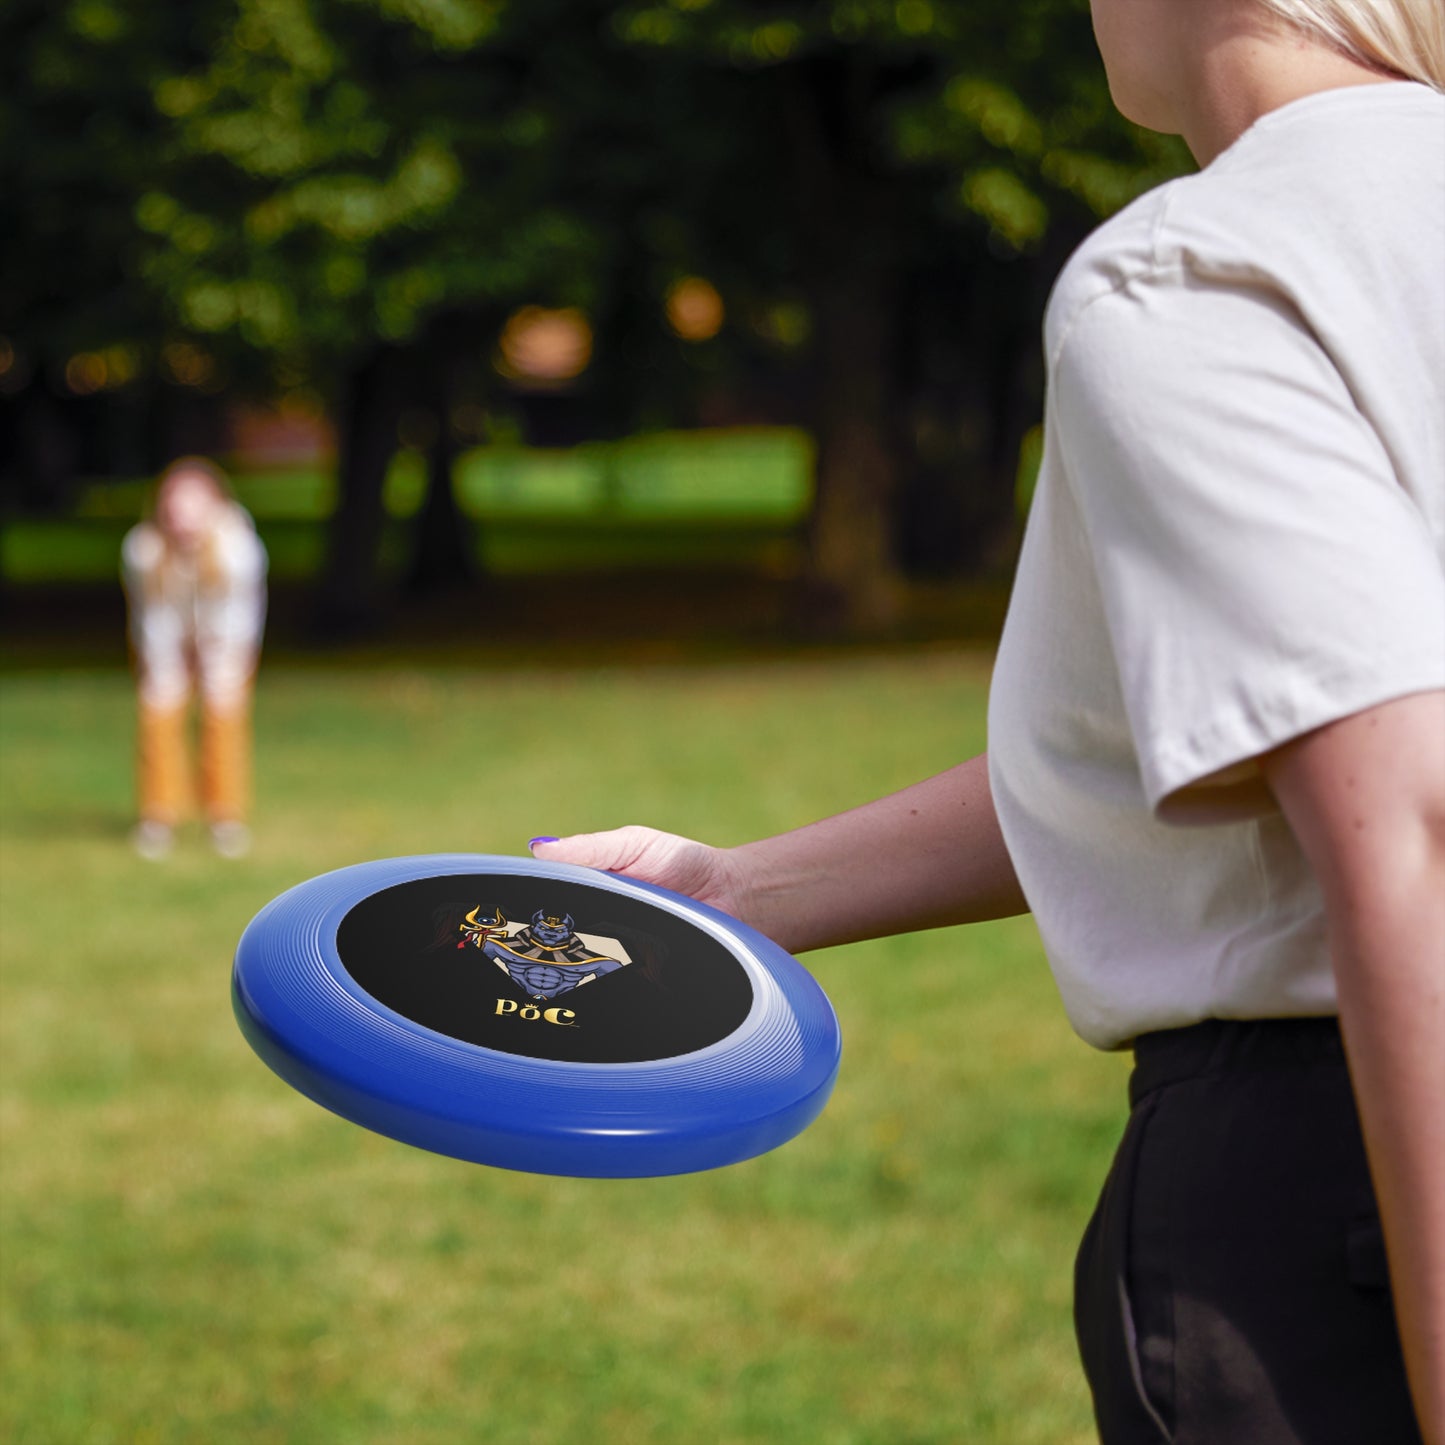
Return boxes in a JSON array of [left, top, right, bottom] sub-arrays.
[[528, 836, 559, 850]]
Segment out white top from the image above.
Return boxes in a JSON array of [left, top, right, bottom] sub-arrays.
[[122, 502, 268, 709], [988, 83, 1445, 1050]]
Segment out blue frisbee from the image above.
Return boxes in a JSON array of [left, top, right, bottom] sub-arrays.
[[232, 854, 841, 1177]]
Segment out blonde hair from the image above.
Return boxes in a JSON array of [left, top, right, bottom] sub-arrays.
[[155, 455, 233, 506], [150, 456, 238, 593], [1257, 0, 1445, 89]]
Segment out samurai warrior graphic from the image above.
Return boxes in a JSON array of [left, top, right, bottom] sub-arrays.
[[457, 906, 508, 950], [462, 907, 628, 1001]]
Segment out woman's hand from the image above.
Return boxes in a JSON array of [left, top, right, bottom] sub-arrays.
[[530, 827, 754, 921]]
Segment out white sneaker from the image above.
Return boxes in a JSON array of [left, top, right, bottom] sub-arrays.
[[210, 821, 252, 859], [132, 820, 174, 861]]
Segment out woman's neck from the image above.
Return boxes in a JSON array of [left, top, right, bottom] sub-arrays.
[[1178, 9, 1401, 166]]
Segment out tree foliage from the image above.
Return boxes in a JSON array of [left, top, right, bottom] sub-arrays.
[[2, 0, 1191, 626]]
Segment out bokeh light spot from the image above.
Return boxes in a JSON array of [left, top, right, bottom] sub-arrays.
[[161, 341, 217, 389], [64, 353, 109, 396], [495, 307, 593, 385], [665, 277, 725, 342]]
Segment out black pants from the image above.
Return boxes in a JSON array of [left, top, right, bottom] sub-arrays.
[[1074, 1018, 1422, 1445]]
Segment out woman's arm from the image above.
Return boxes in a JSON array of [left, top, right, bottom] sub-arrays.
[[532, 752, 1028, 954], [1263, 690, 1445, 1445]]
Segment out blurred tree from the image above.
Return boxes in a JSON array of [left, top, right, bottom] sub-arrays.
[[0, 0, 214, 508], [2, 0, 1189, 631], [124, 0, 614, 631], [606, 0, 1190, 626]]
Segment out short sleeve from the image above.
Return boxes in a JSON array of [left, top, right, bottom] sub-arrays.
[[121, 523, 163, 591], [1053, 273, 1445, 822], [214, 505, 268, 584]]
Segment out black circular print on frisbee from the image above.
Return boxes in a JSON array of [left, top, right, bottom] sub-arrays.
[[335, 874, 754, 1064]]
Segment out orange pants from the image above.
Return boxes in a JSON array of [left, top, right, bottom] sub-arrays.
[[137, 692, 252, 826]]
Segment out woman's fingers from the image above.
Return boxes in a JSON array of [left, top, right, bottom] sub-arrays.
[[530, 826, 661, 873], [531, 826, 687, 878], [528, 827, 738, 912]]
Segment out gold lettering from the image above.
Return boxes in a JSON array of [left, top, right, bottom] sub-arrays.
[[496, 999, 579, 1027]]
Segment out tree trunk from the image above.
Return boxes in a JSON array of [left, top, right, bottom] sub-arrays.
[[405, 355, 475, 597], [407, 310, 502, 595], [7, 382, 81, 513], [805, 271, 905, 632], [780, 58, 908, 635], [314, 345, 404, 640]]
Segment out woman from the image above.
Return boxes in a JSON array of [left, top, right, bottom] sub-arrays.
[[530, 2, 1444, 1440], [122, 457, 267, 859]]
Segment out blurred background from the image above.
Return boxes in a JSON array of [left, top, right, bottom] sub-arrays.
[[1, 2, 1190, 1441]]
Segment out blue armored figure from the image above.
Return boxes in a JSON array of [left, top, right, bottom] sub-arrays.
[[481, 909, 627, 1001]]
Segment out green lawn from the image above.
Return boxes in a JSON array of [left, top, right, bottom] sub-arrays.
[[0, 653, 1126, 1444]]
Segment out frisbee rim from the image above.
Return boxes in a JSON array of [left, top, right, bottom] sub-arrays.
[[232, 854, 841, 1177]]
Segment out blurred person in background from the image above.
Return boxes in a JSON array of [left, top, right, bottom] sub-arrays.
[[122, 457, 267, 860], [532, 0, 1445, 1441]]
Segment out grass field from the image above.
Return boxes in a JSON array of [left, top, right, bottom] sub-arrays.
[[0, 652, 1127, 1444]]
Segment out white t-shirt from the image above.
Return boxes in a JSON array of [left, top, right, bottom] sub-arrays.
[[122, 502, 268, 709], [988, 82, 1445, 1051]]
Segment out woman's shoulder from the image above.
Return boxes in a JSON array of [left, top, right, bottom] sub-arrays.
[[1043, 182, 1184, 363], [210, 503, 268, 576], [121, 521, 165, 575], [1045, 83, 1445, 367], [218, 499, 259, 536]]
